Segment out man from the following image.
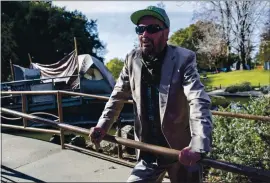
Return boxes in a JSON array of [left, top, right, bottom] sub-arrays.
[[89, 6, 213, 183]]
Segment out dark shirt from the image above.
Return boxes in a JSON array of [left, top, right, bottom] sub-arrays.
[[140, 45, 177, 165]]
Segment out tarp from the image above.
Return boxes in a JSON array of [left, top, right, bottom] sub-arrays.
[[13, 64, 41, 81], [9, 51, 115, 92], [30, 50, 77, 84]]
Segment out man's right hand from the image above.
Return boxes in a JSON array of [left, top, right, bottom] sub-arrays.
[[89, 127, 106, 144]]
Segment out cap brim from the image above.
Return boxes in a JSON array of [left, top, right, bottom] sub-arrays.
[[130, 9, 165, 25]]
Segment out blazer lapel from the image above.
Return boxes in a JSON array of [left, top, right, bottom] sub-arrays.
[[159, 46, 176, 124]]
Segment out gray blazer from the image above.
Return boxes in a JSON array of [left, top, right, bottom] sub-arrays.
[[96, 45, 213, 159]]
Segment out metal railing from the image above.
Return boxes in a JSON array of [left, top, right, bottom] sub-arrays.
[[1, 90, 270, 154], [1, 90, 270, 122], [1, 90, 270, 181], [1, 90, 134, 157], [1, 107, 270, 181], [1, 75, 79, 85]]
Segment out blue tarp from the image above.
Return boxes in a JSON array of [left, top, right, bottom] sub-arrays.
[[13, 64, 41, 81]]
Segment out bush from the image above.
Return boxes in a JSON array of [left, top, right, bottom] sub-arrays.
[[225, 85, 239, 93], [260, 86, 270, 94], [210, 95, 230, 108], [206, 96, 270, 182], [238, 82, 252, 92], [225, 82, 252, 93]]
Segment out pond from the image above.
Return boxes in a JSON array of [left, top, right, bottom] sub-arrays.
[[224, 96, 251, 104]]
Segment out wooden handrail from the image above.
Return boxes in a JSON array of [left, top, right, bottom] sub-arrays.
[[1, 91, 58, 95], [1, 75, 79, 85], [211, 110, 270, 122], [1, 107, 270, 181], [60, 90, 121, 102]]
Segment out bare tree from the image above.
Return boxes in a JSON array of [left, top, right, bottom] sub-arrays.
[[133, 37, 139, 49], [157, 1, 165, 9], [193, 1, 269, 70], [196, 21, 227, 71], [259, 8, 270, 65]]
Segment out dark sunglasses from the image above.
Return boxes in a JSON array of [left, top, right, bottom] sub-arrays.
[[135, 24, 166, 35]]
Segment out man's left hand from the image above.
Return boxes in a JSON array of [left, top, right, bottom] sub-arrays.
[[178, 146, 201, 166]]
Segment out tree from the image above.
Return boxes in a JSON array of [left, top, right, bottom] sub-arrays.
[[169, 23, 203, 52], [157, 1, 165, 9], [258, 9, 270, 65], [169, 22, 205, 69], [196, 21, 227, 71], [193, 1, 269, 70], [133, 37, 139, 49], [1, 1, 106, 81], [169, 21, 227, 70], [1, 12, 18, 81], [106, 58, 124, 80], [259, 39, 270, 66]]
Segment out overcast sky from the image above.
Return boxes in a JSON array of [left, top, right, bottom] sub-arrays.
[[52, 1, 197, 63]]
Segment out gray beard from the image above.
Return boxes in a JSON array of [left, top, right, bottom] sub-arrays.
[[142, 51, 155, 61], [141, 47, 157, 60], [141, 40, 163, 59]]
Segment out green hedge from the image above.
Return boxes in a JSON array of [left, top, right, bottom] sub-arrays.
[[261, 86, 270, 94], [206, 96, 270, 182], [210, 95, 230, 108], [225, 82, 252, 93]]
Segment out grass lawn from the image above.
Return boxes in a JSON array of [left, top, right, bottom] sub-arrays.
[[201, 70, 270, 87]]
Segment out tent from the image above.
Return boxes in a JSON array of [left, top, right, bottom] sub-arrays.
[[78, 54, 116, 94], [9, 51, 115, 94]]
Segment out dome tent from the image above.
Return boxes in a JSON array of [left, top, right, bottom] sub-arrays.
[[78, 54, 116, 94]]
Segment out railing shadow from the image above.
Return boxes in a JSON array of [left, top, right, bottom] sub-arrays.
[[1, 165, 46, 183]]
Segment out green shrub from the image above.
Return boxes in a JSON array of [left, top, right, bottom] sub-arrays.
[[260, 86, 270, 94], [225, 82, 252, 93], [210, 95, 230, 108], [238, 82, 252, 92], [225, 85, 239, 93], [206, 96, 270, 183]]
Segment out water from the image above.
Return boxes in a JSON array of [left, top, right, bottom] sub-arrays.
[[224, 96, 250, 104]]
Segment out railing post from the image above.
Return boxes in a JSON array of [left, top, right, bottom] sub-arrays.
[[117, 117, 123, 159], [57, 91, 65, 149], [21, 94, 27, 127]]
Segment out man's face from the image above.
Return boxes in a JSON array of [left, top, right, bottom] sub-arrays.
[[137, 16, 169, 57]]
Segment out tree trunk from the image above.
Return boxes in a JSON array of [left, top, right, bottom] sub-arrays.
[[240, 45, 246, 70], [225, 1, 232, 71]]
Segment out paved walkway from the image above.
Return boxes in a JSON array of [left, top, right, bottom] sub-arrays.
[[1, 133, 170, 182]]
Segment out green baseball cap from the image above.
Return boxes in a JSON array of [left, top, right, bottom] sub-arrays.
[[130, 6, 170, 28]]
